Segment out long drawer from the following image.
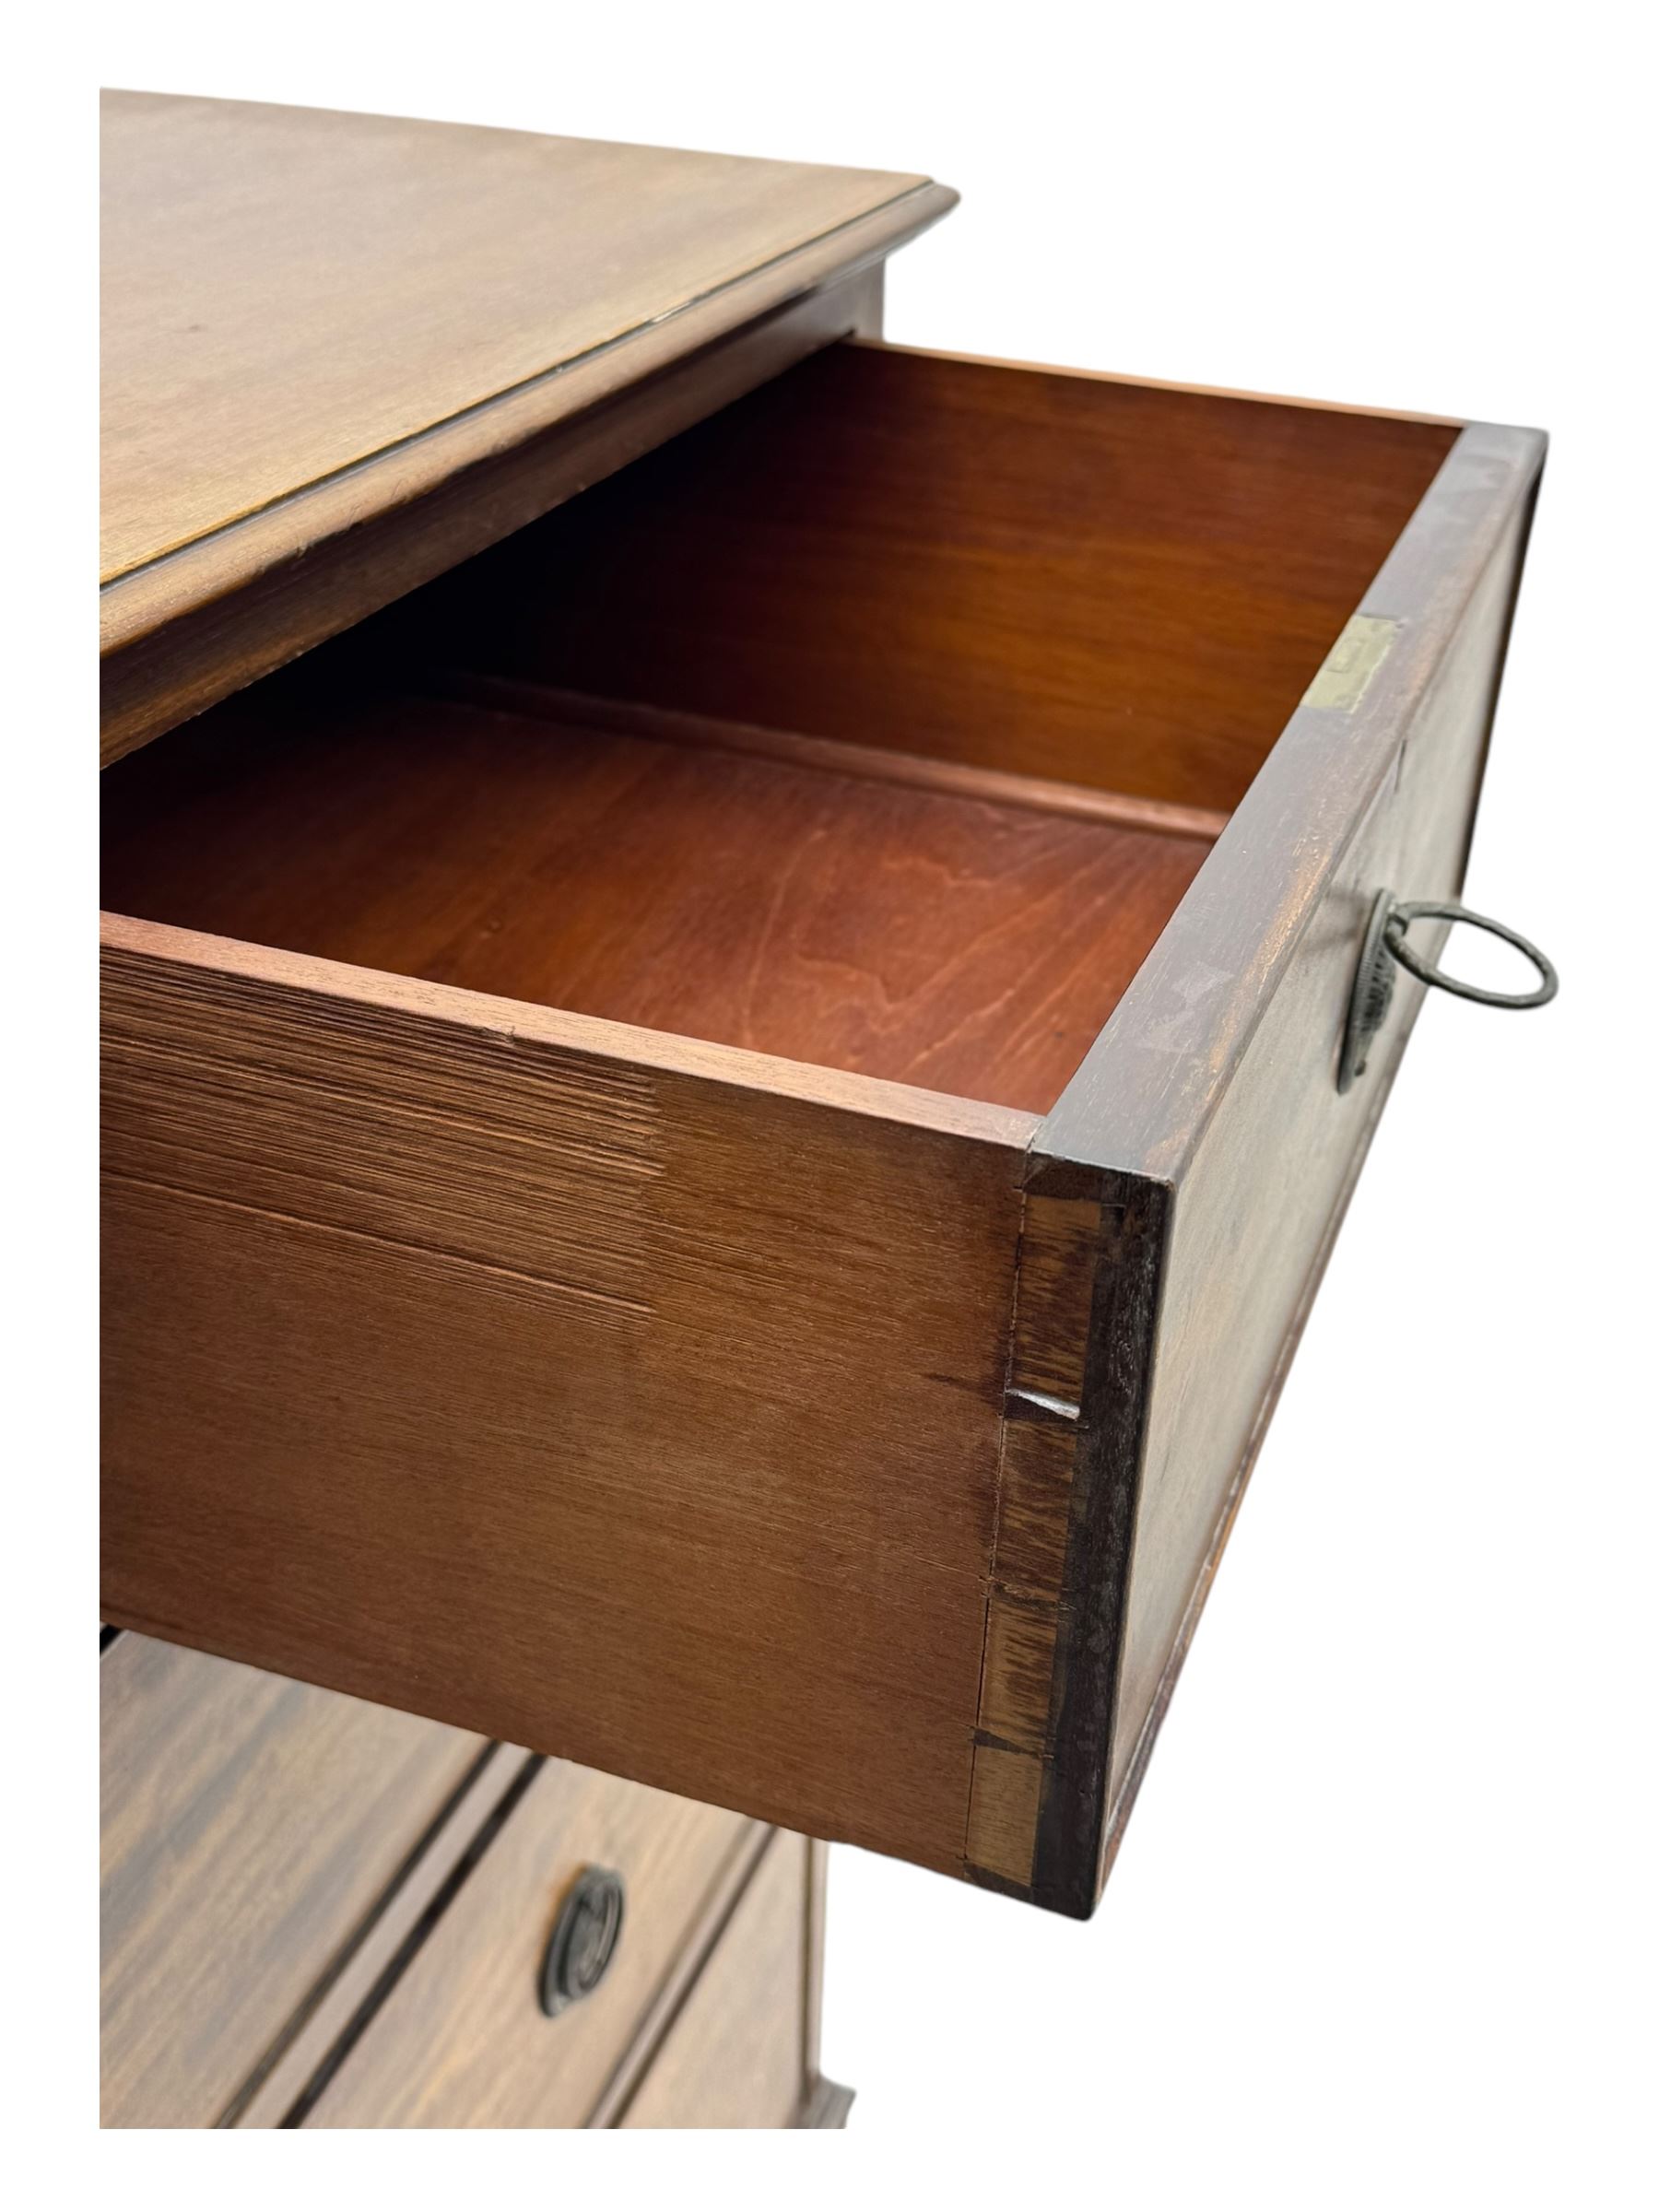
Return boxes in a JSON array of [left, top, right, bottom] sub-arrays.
[[100, 336, 1546, 1916]]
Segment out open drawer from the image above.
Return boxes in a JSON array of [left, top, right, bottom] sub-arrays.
[[100, 339, 1544, 1915]]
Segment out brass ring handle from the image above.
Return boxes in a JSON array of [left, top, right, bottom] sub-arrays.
[[1338, 891, 1559, 1092]]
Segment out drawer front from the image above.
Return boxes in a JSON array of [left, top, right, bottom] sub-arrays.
[[299, 1759, 753, 2127], [618, 1830, 813, 2131], [1010, 434, 1544, 1914], [100, 1632, 487, 2127]]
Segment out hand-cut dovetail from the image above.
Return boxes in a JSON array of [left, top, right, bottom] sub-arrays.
[[1005, 1387, 1081, 1425]]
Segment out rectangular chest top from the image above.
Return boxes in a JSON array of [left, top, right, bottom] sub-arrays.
[[99, 91, 954, 759]]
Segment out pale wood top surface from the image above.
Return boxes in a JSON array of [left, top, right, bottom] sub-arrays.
[[100, 91, 933, 584]]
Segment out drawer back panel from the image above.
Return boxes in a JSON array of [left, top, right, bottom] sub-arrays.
[[378, 340, 1457, 814]]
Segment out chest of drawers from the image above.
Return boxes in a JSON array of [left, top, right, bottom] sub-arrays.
[[100, 89, 1550, 2120]]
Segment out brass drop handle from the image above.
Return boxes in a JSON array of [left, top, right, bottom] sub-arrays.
[[1338, 891, 1559, 1092], [539, 1865, 625, 2018]]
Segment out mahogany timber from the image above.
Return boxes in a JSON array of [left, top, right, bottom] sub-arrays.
[[1019, 422, 1547, 1913], [100, 272, 894, 770], [100, 916, 1038, 1877], [100, 91, 953, 761], [100, 1632, 489, 2126], [98, 326, 1545, 1912], [965, 1182, 1101, 1887], [297, 1759, 752, 2127], [101, 1626, 837, 2128], [100, 681, 1213, 1115], [236, 1741, 525, 2126], [581, 1826, 778, 2130], [618, 1831, 814, 2130], [429, 676, 1232, 845], [397, 340, 1459, 813]]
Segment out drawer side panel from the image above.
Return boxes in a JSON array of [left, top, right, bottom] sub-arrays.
[[100, 935, 1030, 1879]]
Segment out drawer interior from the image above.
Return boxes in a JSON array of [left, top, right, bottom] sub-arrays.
[[100, 343, 1456, 1116]]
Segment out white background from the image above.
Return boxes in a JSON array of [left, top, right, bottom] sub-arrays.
[[20, 3, 1652, 2200]]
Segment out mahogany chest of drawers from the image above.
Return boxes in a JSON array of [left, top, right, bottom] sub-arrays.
[[100, 89, 1549, 2123]]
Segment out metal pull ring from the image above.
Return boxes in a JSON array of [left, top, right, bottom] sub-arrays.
[[1382, 900, 1559, 1009], [539, 1865, 625, 2018], [1339, 891, 1559, 1092]]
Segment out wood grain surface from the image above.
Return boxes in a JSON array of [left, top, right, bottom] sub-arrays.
[[100, 267, 886, 766], [299, 1758, 754, 2127], [100, 93, 951, 761], [581, 1824, 777, 2129], [967, 1183, 1102, 1888], [101, 93, 935, 582], [99, 306, 1543, 1910], [435, 676, 1231, 842], [100, 1632, 488, 2126], [1026, 422, 1547, 1912], [100, 680, 1211, 1114], [232, 1735, 521, 2126], [401, 339, 1457, 812], [100, 917, 1039, 1879], [618, 1830, 812, 2129]]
